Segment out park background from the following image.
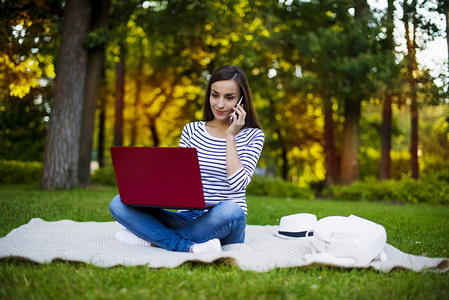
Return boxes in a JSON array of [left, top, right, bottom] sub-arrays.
[[1, 1, 449, 299], [0, 0, 448, 203]]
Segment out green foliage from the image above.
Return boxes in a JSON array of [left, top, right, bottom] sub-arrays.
[[0, 92, 49, 162], [247, 176, 314, 199], [359, 150, 411, 180], [0, 160, 42, 184], [83, 28, 113, 49], [324, 177, 449, 205], [91, 166, 117, 186], [358, 151, 449, 184], [422, 156, 449, 183]]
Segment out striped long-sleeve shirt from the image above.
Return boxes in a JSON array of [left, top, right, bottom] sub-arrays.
[[179, 121, 265, 215]]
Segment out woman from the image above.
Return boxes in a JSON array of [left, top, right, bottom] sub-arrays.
[[109, 65, 265, 253]]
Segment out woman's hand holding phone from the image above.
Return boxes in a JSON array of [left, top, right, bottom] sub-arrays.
[[226, 96, 245, 176], [229, 96, 244, 124], [228, 96, 246, 136]]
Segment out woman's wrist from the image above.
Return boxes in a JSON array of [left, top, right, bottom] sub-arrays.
[[226, 132, 236, 140]]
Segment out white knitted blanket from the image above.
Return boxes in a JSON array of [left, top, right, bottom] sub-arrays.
[[0, 218, 447, 273]]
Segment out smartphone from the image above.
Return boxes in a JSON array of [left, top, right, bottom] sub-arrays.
[[230, 96, 244, 124]]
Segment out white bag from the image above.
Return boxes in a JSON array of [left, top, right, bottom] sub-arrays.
[[306, 215, 387, 265]]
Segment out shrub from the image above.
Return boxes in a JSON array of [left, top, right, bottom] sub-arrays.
[[359, 151, 410, 180], [91, 166, 117, 186], [421, 156, 449, 183], [247, 176, 314, 199], [324, 177, 449, 205], [0, 160, 42, 184]]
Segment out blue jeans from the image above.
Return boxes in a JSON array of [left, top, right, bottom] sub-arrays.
[[109, 195, 246, 252]]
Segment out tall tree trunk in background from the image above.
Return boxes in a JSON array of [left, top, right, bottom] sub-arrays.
[[323, 93, 338, 187], [112, 0, 134, 148], [130, 38, 144, 146], [339, 0, 367, 185], [340, 98, 361, 185], [97, 97, 106, 168], [410, 93, 419, 179], [380, 0, 395, 181], [267, 97, 288, 180], [41, 0, 92, 190], [79, 0, 110, 186], [281, 145, 288, 181], [148, 118, 160, 147], [380, 94, 393, 180], [114, 49, 125, 146], [404, 0, 419, 180]]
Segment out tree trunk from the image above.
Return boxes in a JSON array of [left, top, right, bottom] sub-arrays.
[[410, 1, 419, 180], [97, 97, 106, 168], [324, 94, 338, 186], [340, 98, 361, 185], [79, 0, 110, 185], [130, 39, 144, 146], [41, 0, 92, 190], [114, 58, 125, 146], [404, 0, 419, 180], [148, 118, 160, 147], [410, 97, 419, 179], [380, 94, 392, 180], [339, 0, 367, 185], [380, 0, 395, 181], [281, 145, 288, 181]]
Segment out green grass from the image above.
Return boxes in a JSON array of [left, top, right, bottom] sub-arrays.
[[0, 184, 448, 299]]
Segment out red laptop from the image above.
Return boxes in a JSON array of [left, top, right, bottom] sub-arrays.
[[110, 147, 206, 209]]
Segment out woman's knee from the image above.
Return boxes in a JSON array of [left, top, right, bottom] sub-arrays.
[[109, 195, 123, 218], [213, 201, 246, 244], [214, 201, 246, 223]]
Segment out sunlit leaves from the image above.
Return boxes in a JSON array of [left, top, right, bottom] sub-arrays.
[[0, 0, 60, 101], [0, 52, 54, 98]]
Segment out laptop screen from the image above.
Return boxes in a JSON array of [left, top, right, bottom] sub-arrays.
[[111, 147, 206, 209]]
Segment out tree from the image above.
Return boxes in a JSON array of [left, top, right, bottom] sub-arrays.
[[380, 0, 397, 181], [109, 0, 138, 148], [0, 1, 59, 162], [403, 0, 420, 180], [78, 0, 111, 186], [339, 0, 373, 185], [254, 0, 331, 183], [41, 0, 92, 189], [97, 95, 107, 168], [129, 37, 144, 146], [0, 1, 60, 98], [323, 90, 339, 186], [401, 0, 444, 180], [113, 49, 125, 147]]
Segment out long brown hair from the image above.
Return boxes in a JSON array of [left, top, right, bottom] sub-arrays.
[[202, 65, 261, 129]]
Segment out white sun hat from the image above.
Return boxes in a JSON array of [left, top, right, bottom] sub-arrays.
[[274, 213, 317, 239]]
